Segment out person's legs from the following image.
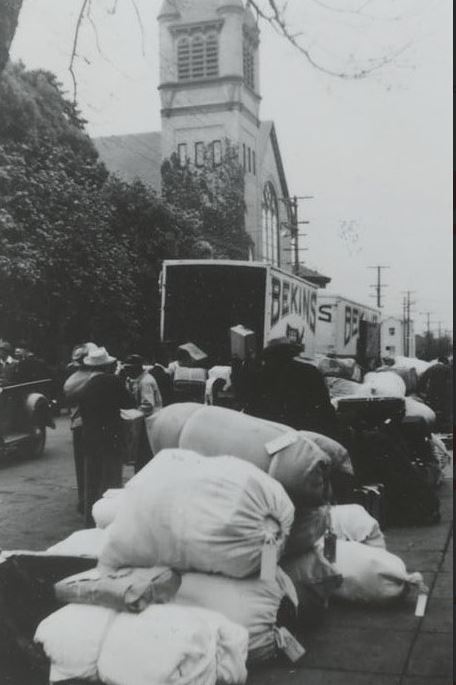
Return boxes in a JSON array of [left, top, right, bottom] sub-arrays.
[[134, 422, 153, 474], [100, 434, 124, 493], [82, 437, 102, 529], [72, 427, 84, 514]]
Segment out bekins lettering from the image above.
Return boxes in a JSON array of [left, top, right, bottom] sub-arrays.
[[271, 276, 317, 332]]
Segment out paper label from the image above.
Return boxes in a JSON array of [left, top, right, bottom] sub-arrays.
[[260, 540, 278, 581], [277, 627, 306, 663], [415, 593, 428, 617], [265, 432, 298, 456], [323, 531, 337, 564]]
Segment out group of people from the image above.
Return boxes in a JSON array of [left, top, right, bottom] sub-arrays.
[[63, 343, 172, 527], [0, 340, 50, 386]]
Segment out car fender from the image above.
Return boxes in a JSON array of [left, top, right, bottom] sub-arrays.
[[24, 393, 55, 429]]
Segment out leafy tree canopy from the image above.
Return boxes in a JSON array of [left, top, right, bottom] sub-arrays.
[[0, 63, 200, 361]]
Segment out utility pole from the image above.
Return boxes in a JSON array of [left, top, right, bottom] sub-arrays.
[[402, 291, 416, 356], [368, 266, 390, 308], [419, 311, 435, 359], [402, 296, 407, 356], [280, 195, 313, 274]]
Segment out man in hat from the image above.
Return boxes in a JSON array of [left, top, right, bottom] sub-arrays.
[[77, 346, 135, 527], [63, 342, 100, 514], [123, 354, 163, 472], [246, 337, 339, 438]]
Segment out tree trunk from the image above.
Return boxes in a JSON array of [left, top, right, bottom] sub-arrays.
[[0, 0, 23, 74]]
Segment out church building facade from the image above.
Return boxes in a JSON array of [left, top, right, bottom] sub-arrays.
[[95, 0, 297, 271]]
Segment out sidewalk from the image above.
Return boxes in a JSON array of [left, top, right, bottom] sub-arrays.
[[249, 476, 453, 684]]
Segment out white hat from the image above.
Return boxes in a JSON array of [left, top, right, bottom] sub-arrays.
[[84, 346, 117, 367]]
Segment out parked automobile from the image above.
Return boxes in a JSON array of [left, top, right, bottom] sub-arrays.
[[0, 378, 55, 459]]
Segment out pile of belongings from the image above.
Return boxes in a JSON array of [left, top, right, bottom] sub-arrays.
[[34, 491, 428, 685], [29, 405, 428, 684], [315, 355, 364, 400]]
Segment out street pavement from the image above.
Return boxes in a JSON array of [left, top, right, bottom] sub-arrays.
[[0, 416, 452, 684]]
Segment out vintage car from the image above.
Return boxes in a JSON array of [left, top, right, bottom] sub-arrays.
[[0, 377, 55, 459]]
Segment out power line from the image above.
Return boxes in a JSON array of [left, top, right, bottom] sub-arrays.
[[368, 266, 390, 309]]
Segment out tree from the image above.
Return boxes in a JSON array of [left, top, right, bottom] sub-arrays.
[[0, 0, 22, 74], [161, 141, 252, 260], [105, 176, 201, 352], [0, 62, 203, 359], [0, 65, 139, 358]]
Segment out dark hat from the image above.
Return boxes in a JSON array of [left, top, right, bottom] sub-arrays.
[[124, 354, 144, 367], [262, 337, 303, 359]]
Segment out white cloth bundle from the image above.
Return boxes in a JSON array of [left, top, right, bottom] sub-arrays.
[[405, 397, 436, 427], [332, 540, 425, 604], [145, 402, 201, 453], [393, 356, 431, 377], [35, 604, 248, 685], [98, 606, 248, 685], [99, 449, 294, 577], [92, 489, 125, 530], [174, 569, 298, 664], [46, 529, 107, 559], [35, 604, 116, 683], [329, 505, 385, 548], [359, 372, 406, 398], [147, 404, 352, 506]]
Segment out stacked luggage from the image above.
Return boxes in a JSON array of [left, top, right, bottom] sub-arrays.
[[1, 399, 443, 684]]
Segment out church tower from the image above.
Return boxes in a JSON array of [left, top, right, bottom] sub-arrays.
[[158, 0, 261, 168], [158, 0, 294, 269]]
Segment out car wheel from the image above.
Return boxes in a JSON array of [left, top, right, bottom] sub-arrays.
[[28, 425, 46, 459]]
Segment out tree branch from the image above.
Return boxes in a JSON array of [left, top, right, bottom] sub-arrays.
[[249, 0, 413, 79], [69, 0, 90, 103], [130, 0, 146, 57]]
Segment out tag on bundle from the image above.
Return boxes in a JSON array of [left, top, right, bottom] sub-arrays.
[[265, 432, 297, 456], [415, 592, 428, 617], [323, 530, 337, 564], [276, 627, 306, 663], [260, 540, 278, 581]]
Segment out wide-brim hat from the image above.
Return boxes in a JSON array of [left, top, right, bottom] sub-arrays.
[[84, 346, 117, 367], [72, 341, 98, 363]]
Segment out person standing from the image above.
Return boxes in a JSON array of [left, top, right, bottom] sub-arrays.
[[0, 341, 17, 384], [78, 346, 135, 527], [63, 342, 99, 514], [149, 346, 174, 407], [123, 354, 163, 473], [246, 337, 339, 439]]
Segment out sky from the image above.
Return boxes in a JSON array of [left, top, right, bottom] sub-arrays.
[[10, 0, 453, 335]]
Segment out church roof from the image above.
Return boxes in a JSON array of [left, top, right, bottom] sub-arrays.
[[93, 132, 162, 190], [259, 120, 290, 199], [296, 265, 332, 288], [159, 0, 245, 22]]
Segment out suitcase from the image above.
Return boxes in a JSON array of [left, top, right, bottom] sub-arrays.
[[348, 426, 440, 526], [335, 396, 405, 428]]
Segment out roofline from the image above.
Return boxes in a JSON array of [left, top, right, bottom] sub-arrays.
[[317, 291, 381, 314], [269, 122, 290, 199], [162, 259, 318, 288]]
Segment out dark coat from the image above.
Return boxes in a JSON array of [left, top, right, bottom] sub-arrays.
[[246, 354, 339, 439]]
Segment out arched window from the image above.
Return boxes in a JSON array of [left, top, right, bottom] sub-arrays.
[[177, 32, 219, 81], [262, 182, 280, 266]]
